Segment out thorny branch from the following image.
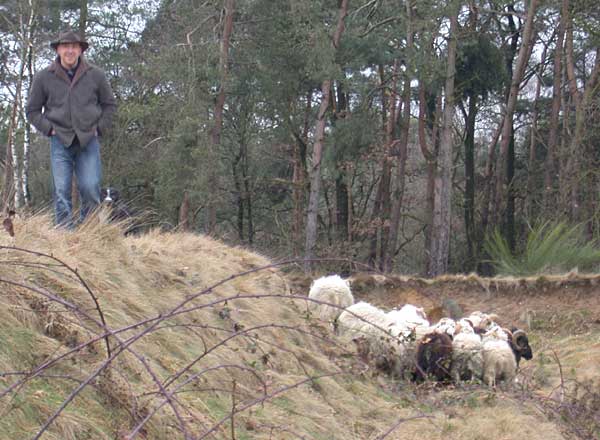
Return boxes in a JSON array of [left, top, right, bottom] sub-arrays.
[[0, 248, 439, 439]]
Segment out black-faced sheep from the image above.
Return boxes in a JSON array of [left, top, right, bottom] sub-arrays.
[[307, 275, 354, 322], [507, 328, 533, 365]]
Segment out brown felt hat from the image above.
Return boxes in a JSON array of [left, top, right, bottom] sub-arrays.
[[50, 30, 89, 51]]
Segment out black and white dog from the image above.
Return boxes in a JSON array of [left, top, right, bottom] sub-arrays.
[[100, 187, 138, 233]]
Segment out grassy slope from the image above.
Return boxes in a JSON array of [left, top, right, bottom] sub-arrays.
[[0, 214, 593, 439]]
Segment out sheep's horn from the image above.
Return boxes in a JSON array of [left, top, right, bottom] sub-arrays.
[[512, 329, 528, 348]]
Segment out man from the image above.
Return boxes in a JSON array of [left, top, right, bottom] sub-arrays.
[[26, 30, 117, 227]]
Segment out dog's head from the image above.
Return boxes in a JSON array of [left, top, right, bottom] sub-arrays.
[[101, 187, 121, 204]]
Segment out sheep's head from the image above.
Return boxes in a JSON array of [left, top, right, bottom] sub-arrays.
[[400, 304, 427, 320], [510, 329, 533, 364]]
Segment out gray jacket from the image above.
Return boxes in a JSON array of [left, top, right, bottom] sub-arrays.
[[26, 56, 117, 148]]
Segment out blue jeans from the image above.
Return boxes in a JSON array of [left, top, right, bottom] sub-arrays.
[[50, 135, 102, 228]]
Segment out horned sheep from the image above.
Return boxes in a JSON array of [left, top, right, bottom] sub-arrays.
[[338, 301, 533, 387], [480, 325, 533, 387]]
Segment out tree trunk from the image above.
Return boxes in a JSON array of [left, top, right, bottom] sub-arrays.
[[479, 114, 503, 256], [291, 91, 311, 256], [368, 62, 397, 269], [334, 82, 349, 240], [78, 0, 88, 35], [493, 0, 537, 234], [527, 42, 548, 220], [241, 135, 253, 244], [378, 59, 404, 270], [3, 101, 17, 211], [564, 47, 600, 220], [505, 126, 516, 250], [463, 94, 477, 271], [428, 4, 459, 277], [418, 82, 441, 275], [22, 10, 34, 207], [383, 0, 414, 272], [11, 118, 21, 209], [179, 190, 190, 230], [305, 80, 334, 268], [207, 0, 235, 234], [2, 27, 29, 210], [543, 2, 566, 213], [347, 162, 354, 244], [383, 76, 411, 273], [232, 148, 244, 240], [304, 0, 349, 271]]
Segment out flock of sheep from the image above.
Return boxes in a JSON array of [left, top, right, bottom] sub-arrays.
[[307, 274, 533, 387]]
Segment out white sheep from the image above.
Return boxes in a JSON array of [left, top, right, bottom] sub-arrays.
[[450, 323, 483, 383], [339, 302, 411, 378], [307, 275, 354, 322], [386, 304, 431, 342], [430, 317, 456, 337], [457, 318, 475, 331], [387, 304, 429, 328], [481, 329, 517, 387], [337, 301, 392, 338], [465, 311, 499, 331]]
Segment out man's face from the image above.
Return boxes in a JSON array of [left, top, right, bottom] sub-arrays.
[[56, 42, 82, 69]]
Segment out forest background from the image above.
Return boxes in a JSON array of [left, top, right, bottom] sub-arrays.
[[1, 0, 599, 277]]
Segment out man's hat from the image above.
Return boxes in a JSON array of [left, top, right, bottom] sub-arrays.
[[50, 30, 89, 51]]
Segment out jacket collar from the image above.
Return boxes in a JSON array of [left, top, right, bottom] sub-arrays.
[[49, 56, 91, 86]]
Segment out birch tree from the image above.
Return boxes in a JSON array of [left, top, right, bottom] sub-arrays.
[[1, 0, 36, 211]]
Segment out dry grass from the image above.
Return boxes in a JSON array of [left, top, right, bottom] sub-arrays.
[[0, 214, 597, 439]]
